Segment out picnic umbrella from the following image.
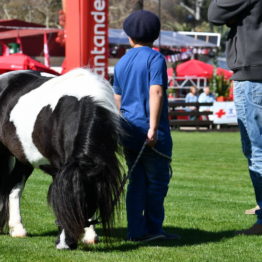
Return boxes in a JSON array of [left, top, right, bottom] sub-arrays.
[[0, 53, 60, 75]]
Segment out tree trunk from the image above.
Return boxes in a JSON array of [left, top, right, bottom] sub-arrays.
[[133, 0, 143, 11]]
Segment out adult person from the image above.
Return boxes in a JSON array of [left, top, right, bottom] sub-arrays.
[[208, 0, 262, 235], [198, 86, 215, 120], [185, 86, 198, 120], [185, 86, 198, 104], [113, 10, 179, 242]]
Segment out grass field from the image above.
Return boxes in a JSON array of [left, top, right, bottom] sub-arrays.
[[0, 131, 260, 262]]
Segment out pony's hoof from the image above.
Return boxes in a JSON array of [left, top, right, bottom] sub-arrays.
[[82, 235, 99, 245], [56, 243, 70, 250], [10, 225, 27, 238], [56, 242, 77, 250]]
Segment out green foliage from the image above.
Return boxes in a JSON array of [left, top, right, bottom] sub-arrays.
[[1, 132, 260, 262], [209, 73, 231, 97]]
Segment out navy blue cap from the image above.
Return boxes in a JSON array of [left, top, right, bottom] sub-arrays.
[[123, 10, 160, 43]]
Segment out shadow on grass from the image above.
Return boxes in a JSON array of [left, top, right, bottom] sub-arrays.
[[27, 226, 236, 252], [28, 230, 58, 237], [80, 226, 236, 252]]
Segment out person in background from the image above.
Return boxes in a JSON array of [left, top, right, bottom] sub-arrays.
[[198, 86, 215, 120], [185, 86, 198, 120], [113, 10, 180, 242], [208, 0, 262, 235]]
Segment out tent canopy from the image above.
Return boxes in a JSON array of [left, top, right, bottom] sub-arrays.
[[109, 29, 217, 48], [0, 53, 60, 75], [173, 59, 233, 79]]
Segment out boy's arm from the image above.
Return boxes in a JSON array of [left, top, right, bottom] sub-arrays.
[[147, 84, 163, 147], [114, 94, 121, 112], [208, 0, 250, 26]]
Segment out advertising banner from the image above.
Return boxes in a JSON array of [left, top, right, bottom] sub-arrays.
[[65, 0, 109, 78], [86, 0, 109, 78]]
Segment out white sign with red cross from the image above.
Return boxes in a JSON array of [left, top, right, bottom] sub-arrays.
[[213, 102, 237, 124]]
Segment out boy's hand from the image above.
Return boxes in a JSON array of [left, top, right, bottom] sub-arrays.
[[147, 128, 157, 147]]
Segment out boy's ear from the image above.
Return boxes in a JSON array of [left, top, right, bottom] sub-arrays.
[[128, 37, 135, 47]]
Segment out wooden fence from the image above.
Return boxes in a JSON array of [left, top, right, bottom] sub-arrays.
[[168, 102, 214, 130]]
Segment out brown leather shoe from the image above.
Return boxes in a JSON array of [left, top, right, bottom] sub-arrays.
[[236, 224, 262, 235], [245, 205, 260, 215]]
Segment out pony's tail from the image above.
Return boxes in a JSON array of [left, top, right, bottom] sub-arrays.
[[48, 161, 90, 241], [48, 154, 122, 241], [0, 195, 9, 232]]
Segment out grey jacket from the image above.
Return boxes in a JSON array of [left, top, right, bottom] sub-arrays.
[[208, 0, 262, 81]]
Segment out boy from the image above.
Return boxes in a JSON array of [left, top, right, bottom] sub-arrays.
[[113, 10, 179, 241]]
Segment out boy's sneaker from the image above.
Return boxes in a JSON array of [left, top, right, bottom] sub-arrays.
[[235, 223, 262, 235], [162, 232, 181, 240], [245, 205, 260, 215], [128, 232, 181, 242], [128, 233, 165, 242]]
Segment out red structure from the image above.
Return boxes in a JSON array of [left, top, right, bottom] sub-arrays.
[[0, 19, 64, 57], [0, 53, 60, 75], [64, 0, 109, 78]]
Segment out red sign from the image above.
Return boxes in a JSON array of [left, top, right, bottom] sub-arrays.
[[87, 0, 109, 78], [65, 0, 109, 78]]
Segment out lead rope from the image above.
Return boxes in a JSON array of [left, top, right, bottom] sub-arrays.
[[93, 140, 173, 226], [119, 139, 173, 195], [119, 140, 148, 191]]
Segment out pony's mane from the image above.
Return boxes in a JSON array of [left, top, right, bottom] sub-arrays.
[[40, 68, 118, 114]]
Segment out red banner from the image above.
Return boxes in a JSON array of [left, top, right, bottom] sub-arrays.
[[87, 0, 109, 78], [65, 0, 109, 78]]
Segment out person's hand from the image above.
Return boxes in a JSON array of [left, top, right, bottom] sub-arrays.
[[147, 128, 157, 147]]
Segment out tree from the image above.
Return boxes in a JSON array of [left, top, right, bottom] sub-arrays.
[[0, 0, 213, 32], [133, 0, 143, 11], [0, 0, 61, 27]]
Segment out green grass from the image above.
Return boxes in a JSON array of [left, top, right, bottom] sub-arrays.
[[0, 131, 260, 262]]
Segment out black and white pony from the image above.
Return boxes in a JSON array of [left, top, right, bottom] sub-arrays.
[[0, 68, 123, 249]]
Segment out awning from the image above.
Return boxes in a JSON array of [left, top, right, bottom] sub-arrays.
[[0, 28, 62, 40], [109, 29, 217, 48]]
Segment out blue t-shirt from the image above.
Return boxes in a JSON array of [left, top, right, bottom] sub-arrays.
[[113, 46, 172, 156]]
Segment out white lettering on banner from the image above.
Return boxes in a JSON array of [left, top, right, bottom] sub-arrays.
[[91, 0, 107, 77], [94, 24, 106, 35], [91, 47, 105, 54], [94, 0, 105, 11], [91, 12, 106, 23], [94, 35, 105, 47], [94, 56, 105, 67]]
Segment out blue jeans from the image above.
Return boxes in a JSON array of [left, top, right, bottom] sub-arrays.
[[125, 147, 171, 239], [234, 81, 262, 224]]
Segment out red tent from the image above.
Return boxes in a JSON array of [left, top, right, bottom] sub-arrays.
[[174, 59, 233, 79], [176, 59, 213, 78], [0, 53, 60, 75]]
